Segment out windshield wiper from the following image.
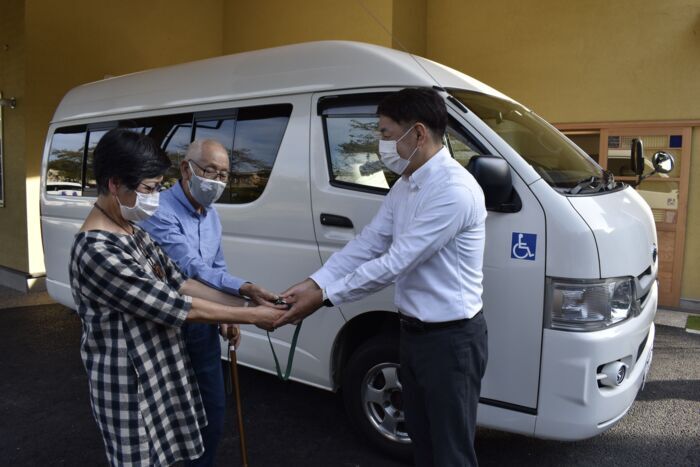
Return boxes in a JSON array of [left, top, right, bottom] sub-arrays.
[[567, 170, 615, 195], [568, 176, 596, 194]]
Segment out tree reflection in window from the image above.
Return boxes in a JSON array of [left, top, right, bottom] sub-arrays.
[[225, 104, 292, 204], [327, 116, 396, 191], [82, 129, 109, 196], [46, 127, 85, 196]]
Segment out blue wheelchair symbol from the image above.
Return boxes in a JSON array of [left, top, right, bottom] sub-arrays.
[[511, 233, 537, 261]]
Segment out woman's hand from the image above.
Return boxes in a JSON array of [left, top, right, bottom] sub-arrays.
[[252, 306, 286, 331], [240, 282, 286, 308]]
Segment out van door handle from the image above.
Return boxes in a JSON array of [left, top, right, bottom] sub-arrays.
[[320, 213, 354, 228]]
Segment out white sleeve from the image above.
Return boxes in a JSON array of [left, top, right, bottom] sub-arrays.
[[310, 190, 395, 289], [325, 183, 472, 304]]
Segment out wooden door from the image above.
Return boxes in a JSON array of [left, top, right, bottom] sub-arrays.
[[601, 127, 691, 307]]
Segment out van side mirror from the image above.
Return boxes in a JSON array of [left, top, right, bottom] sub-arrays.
[[466, 155, 521, 213], [629, 145, 675, 187], [631, 138, 644, 176], [652, 151, 675, 174]]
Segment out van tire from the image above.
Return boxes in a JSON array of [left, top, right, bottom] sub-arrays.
[[342, 335, 413, 461]]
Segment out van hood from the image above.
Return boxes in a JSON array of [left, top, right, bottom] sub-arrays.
[[568, 187, 657, 279]]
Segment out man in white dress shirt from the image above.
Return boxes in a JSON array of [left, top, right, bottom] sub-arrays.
[[276, 88, 488, 466]]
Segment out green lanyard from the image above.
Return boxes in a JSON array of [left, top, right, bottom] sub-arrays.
[[266, 322, 303, 381]]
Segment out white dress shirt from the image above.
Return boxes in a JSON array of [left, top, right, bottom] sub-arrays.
[[311, 147, 486, 322]]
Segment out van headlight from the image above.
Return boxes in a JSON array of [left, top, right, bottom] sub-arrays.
[[546, 277, 639, 331]]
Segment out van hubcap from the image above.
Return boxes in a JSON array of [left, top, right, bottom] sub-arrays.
[[361, 363, 410, 444]]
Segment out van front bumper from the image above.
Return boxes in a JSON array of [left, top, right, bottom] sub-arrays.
[[534, 282, 657, 440]]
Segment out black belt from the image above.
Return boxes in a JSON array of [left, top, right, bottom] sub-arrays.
[[399, 310, 482, 332]]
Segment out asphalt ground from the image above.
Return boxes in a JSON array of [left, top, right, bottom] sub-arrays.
[[0, 304, 698, 466]]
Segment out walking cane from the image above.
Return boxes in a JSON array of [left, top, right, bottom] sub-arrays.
[[229, 330, 249, 467]]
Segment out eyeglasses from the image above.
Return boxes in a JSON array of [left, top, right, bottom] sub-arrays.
[[189, 160, 229, 182], [138, 182, 166, 194]]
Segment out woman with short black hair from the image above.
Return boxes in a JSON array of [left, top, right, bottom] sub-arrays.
[[69, 128, 283, 466]]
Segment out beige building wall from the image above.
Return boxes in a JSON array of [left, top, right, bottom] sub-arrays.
[[5, 0, 225, 282], [0, 0, 28, 275], [427, 0, 700, 122], [392, 0, 427, 55], [427, 0, 700, 302], [222, 0, 395, 54]]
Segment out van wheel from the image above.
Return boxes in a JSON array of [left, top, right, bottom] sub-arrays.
[[342, 335, 412, 460]]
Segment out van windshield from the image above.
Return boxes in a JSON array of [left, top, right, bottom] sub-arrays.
[[451, 90, 615, 194]]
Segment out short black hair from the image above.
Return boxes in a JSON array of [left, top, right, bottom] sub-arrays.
[[377, 88, 448, 140], [93, 128, 171, 195]]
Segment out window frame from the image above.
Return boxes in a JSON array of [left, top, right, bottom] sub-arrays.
[[45, 103, 292, 204], [82, 122, 118, 197], [322, 112, 392, 196], [45, 124, 88, 198], [221, 103, 293, 205], [320, 94, 490, 196]]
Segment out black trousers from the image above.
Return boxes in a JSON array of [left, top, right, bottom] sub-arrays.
[[400, 312, 488, 467]]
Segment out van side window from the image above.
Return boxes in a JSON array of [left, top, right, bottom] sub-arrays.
[[192, 115, 237, 202], [225, 104, 292, 204], [194, 117, 236, 151], [323, 108, 486, 194], [82, 129, 110, 197], [45, 106, 290, 202], [325, 115, 397, 192], [46, 126, 86, 197], [136, 113, 194, 188], [445, 122, 485, 168]]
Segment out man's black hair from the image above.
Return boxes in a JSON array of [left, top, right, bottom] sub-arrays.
[[377, 88, 448, 140], [94, 128, 171, 195]]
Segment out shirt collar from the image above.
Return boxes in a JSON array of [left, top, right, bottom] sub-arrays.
[[407, 146, 450, 190], [172, 180, 209, 217]]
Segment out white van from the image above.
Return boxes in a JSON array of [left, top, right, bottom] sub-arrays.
[[41, 41, 662, 457]]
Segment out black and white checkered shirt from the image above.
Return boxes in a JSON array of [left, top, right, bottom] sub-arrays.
[[70, 227, 206, 466]]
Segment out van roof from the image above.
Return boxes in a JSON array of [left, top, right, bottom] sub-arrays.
[[52, 40, 510, 123]]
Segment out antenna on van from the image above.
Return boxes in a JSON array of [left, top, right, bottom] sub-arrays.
[[355, 0, 446, 91]]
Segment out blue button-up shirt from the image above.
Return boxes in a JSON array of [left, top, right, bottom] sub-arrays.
[[140, 181, 246, 295]]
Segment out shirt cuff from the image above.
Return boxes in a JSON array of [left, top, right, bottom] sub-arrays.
[[172, 294, 192, 328], [310, 268, 335, 290], [222, 275, 247, 296], [324, 279, 346, 306]]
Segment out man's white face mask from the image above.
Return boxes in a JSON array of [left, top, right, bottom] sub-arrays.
[[378, 125, 419, 175], [117, 190, 160, 222], [188, 161, 227, 207]]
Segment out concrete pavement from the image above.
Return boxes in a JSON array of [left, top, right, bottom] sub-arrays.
[[0, 290, 698, 466]]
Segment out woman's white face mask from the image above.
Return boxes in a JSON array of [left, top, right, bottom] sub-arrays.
[[378, 125, 419, 175], [117, 190, 160, 222]]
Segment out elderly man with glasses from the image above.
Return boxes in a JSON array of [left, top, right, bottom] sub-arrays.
[[140, 139, 281, 467]]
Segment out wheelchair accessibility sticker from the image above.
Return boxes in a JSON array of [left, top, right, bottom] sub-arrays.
[[511, 232, 537, 261]]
